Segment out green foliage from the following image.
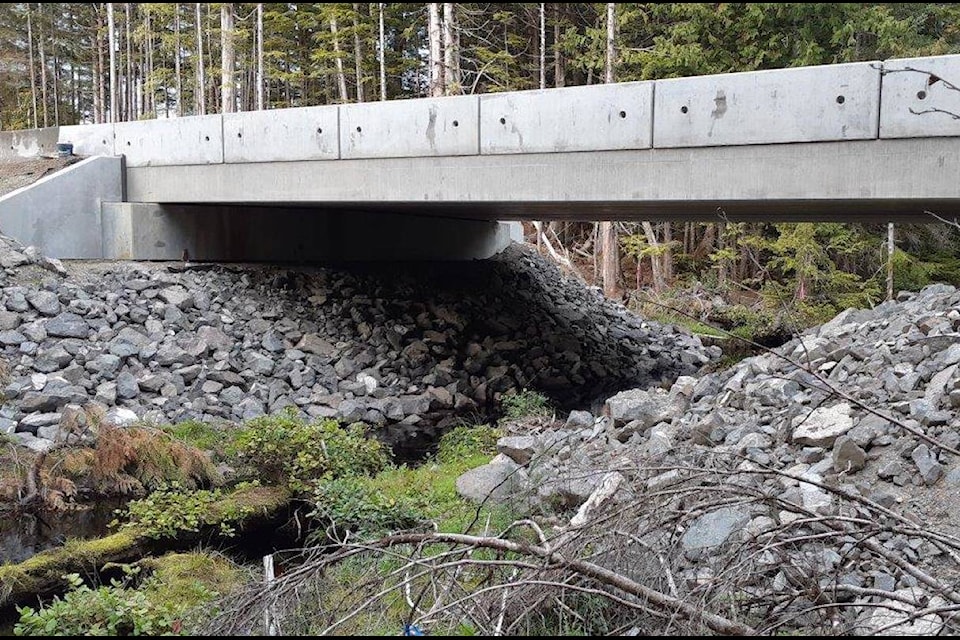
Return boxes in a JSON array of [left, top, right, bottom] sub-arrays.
[[229, 409, 389, 493], [500, 389, 552, 421], [114, 483, 249, 539], [309, 425, 510, 540], [436, 425, 501, 465], [13, 552, 245, 637], [14, 572, 182, 636], [162, 420, 224, 453], [309, 476, 422, 538], [140, 552, 247, 618]]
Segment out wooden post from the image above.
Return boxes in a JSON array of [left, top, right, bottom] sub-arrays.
[[887, 222, 895, 301], [263, 553, 277, 635]]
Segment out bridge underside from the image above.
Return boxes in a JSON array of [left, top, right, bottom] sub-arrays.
[[125, 138, 960, 224]]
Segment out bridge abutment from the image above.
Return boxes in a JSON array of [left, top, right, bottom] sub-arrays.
[[101, 203, 521, 262]]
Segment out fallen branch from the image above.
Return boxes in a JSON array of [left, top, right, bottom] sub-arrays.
[[370, 531, 758, 636]]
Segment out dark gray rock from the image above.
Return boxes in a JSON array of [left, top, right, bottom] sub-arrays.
[[34, 345, 72, 373], [261, 329, 285, 352], [246, 352, 274, 376], [497, 435, 539, 465], [565, 410, 594, 429], [0, 330, 26, 345], [45, 312, 90, 339], [26, 290, 60, 316], [156, 343, 193, 367], [116, 371, 140, 399], [833, 436, 866, 473], [912, 444, 943, 486]]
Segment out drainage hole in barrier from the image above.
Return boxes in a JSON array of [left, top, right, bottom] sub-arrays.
[[836, 95, 845, 104], [619, 110, 627, 118]]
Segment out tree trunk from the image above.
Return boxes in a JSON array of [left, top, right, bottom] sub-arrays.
[[605, 2, 615, 85], [174, 4, 183, 116], [145, 10, 154, 115], [125, 3, 133, 120], [107, 3, 117, 122], [378, 2, 386, 101], [37, 4, 48, 127], [442, 3, 458, 94], [256, 3, 265, 110], [352, 3, 364, 102], [553, 4, 564, 87], [538, 3, 546, 90], [96, 6, 106, 124], [642, 222, 666, 292], [330, 15, 349, 102], [220, 3, 236, 113], [661, 222, 673, 282], [600, 222, 619, 298], [195, 2, 206, 115], [27, 7, 38, 128], [52, 47, 60, 126], [599, 3, 618, 298], [427, 3, 443, 97]]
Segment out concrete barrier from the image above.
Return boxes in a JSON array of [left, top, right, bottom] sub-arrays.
[[223, 106, 340, 163], [59, 123, 116, 157], [0, 156, 123, 258], [0, 127, 60, 161], [654, 62, 881, 148], [340, 95, 479, 159], [880, 55, 960, 139], [114, 115, 224, 166], [480, 82, 653, 154]]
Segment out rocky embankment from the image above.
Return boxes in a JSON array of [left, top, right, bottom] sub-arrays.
[[462, 284, 960, 634], [0, 234, 712, 454]]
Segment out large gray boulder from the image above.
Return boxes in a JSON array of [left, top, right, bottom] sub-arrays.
[[456, 454, 530, 504]]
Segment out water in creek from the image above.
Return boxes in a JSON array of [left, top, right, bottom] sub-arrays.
[[0, 501, 123, 565]]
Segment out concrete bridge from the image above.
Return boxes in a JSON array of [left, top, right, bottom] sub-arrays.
[[2, 54, 960, 261]]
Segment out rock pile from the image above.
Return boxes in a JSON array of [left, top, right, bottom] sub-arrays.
[[0, 234, 713, 454], [461, 284, 960, 634]]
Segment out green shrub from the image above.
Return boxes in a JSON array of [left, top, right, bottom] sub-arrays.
[[500, 389, 552, 421], [114, 483, 249, 539], [14, 572, 182, 636], [310, 476, 422, 538], [436, 425, 501, 465], [229, 409, 389, 492]]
